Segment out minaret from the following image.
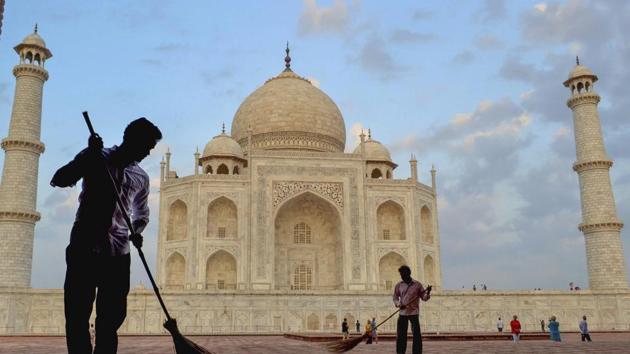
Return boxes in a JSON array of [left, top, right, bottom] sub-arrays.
[[564, 58, 628, 290], [409, 154, 418, 182], [0, 26, 52, 288]]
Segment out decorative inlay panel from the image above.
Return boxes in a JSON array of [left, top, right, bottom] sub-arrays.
[[272, 181, 343, 210]]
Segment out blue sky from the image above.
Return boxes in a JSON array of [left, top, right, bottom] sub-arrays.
[[1, 0, 629, 290]]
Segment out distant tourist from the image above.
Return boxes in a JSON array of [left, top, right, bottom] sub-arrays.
[[510, 315, 521, 342], [473, 285, 477, 291], [341, 318, 349, 340], [482, 284, 487, 291], [548, 316, 561, 342], [579, 316, 592, 342], [540, 319, 545, 332], [365, 319, 373, 344], [371, 317, 378, 344], [356, 320, 360, 333], [569, 282, 574, 291], [497, 317, 504, 333]]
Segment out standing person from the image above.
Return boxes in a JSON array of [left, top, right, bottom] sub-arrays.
[[510, 315, 521, 342], [579, 316, 592, 342], [371, 317, 378, 344], [355, 320, 361, 333], [393, 265, 432, 354], [51, 118, 162, 354], [497, 317, 504, 332], [541, 319, 545, 332], [365, 319, 373, 344], [341, 318, 349, 340], [548, 316, 561, 342]]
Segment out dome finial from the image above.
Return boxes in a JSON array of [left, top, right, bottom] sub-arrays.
[[284, 41, 292, 72], [222, 122, 226, 134], [368, 128, 372, 140], [576, 55, 580, 66], [34, 23, 38, 34]]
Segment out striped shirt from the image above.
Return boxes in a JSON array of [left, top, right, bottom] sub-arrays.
[[393, 279, 431, 316], [72, 146, 150, 256]]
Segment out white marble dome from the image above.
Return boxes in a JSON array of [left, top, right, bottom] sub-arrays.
[[202, 132, 244, 159], [231, 69, 346, 152], [353, 139, 392, 162]]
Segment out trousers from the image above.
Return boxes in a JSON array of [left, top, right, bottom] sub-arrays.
[[396, 314, 422, 354], [64, 245, 130, 354]]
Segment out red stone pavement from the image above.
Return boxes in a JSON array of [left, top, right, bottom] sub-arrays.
[[1, 332, 630, 354]]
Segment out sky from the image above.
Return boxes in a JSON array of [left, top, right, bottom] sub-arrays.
[[0, 0, 629, 291]]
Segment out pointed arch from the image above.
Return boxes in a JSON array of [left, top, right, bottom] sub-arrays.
[[26, 51, 33, 63], [379, 252, 406, 290], [165, 252, 185, 289], [377, 200, 406, 240], [421, 205, 433, 244], [34, 53, 41, 65], [275, 191, 343, 290], [233, 166, 240, 175], [206, 250, 237, 290], [167, 200, 187, 241], [205, 165, 213, 174], [325, 313, 337, 330], [207, 196, 237, 239], [424, 255, 435, 286], [217, 164, 229, 174], [386, 169, 392, 179], [371, 168, 383, 179], [307, 313, 320, 331]]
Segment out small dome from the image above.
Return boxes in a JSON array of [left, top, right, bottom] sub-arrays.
[[202, 133, 244, 160], [22, 32, 46, 48], [568, 65, 594, 80], [354, 139, 392, 162]]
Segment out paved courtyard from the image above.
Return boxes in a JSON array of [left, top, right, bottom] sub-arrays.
[[1, 333, 630, 354]]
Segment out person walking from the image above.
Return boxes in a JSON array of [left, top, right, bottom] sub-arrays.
[[51, 117, 162, 354], [355, 320, 361, 333], [371, 317, 378, 344], [510, 315, 521, 342], [497, 317, 504, 333], [341, 318, 349, 340], [548, 316, 561, 342], [541, 319, 545, 332], [579, 316, 592, 342], [393, 265, 432, 354]]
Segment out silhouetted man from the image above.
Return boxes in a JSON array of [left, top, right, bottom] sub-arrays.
[[393, 265, 431, 354], [51, 117, 162, 354]]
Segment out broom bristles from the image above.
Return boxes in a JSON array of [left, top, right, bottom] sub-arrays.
[[324, 334, 367, 353], [165, 318, 216, 354]]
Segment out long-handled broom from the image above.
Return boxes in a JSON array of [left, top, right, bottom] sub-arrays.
[[324, 289, 430, 353], [82, 111, 215, 354]]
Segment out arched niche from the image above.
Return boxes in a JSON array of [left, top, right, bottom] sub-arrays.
[[206, 250, 237, 290], [379, 252, 406, 290], [165, 252, 185, 289], [377, 200, 406, 240], [207, 197, 237, 239], [167, 200, 187, 241]]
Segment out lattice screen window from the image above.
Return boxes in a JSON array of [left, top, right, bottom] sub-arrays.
[[385, 280, 393, 290], [293, 222, 312, 244], [217, 227, 226, 239], [383, 229, 391, 240], [292, 264, 312, 290], [217, 280, 225, 289]]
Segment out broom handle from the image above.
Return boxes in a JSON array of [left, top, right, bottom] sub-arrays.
[[374, 289, 429, 330], [82, 111, 173, 321]]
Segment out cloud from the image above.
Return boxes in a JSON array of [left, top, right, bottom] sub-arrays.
[[412, 9, 432, 21], [346, 121, 365, 152], [476, 0, 507, 22], [475, 34, 505, 50], [389, 30, 437, 44], [451, 50, 475, 65], [356, 35, 406, 79], [201, 68, 234, 84], [298, 0, 353, 36]]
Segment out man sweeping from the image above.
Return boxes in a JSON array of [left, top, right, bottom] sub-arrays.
[[51, 117, 162, 354], [393, 265, 432, 354]]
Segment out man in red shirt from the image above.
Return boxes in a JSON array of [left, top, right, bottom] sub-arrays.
[[510, 315, 521, 342]]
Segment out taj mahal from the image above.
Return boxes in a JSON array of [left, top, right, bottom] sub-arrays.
[[0, 28, 629, 335]]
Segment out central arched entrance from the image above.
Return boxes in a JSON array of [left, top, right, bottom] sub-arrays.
[[274, 192, 343, 290]]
